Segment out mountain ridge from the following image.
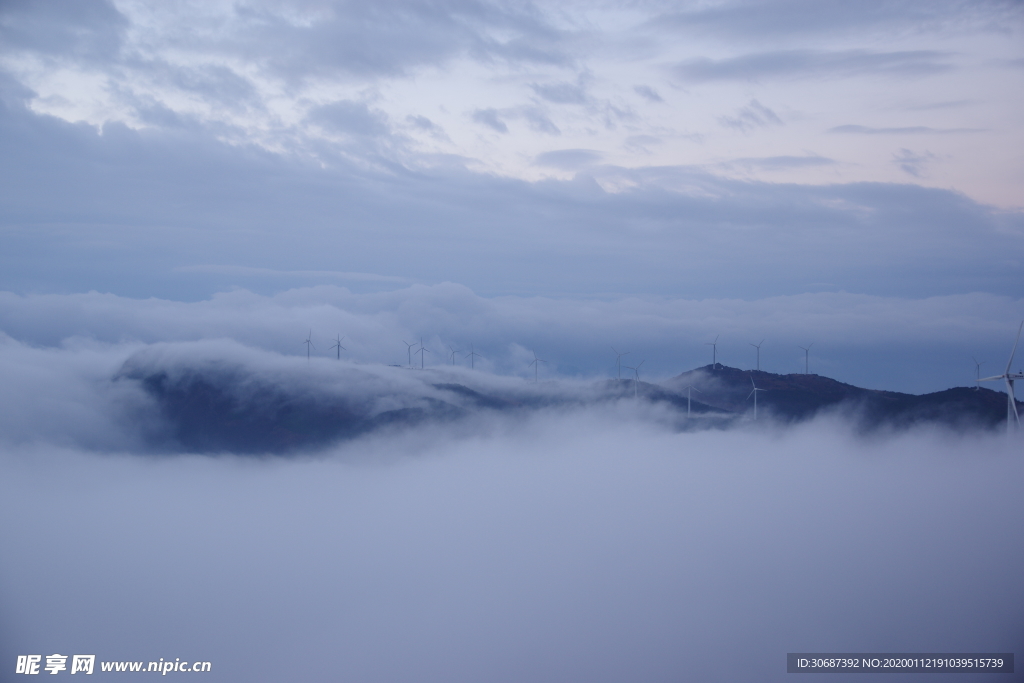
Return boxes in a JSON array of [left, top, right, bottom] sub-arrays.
[[117, 352, 1020, 454]]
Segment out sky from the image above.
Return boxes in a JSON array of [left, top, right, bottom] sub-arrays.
[[2, 4, 1024, 680], [1, 0, 1023, 390]]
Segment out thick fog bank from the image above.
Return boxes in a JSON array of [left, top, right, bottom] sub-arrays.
[[2, 336, 1012, 459], [2, 417, 1021, 682]]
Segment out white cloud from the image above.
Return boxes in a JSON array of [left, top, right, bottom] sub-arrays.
[[1, 287, 1022, 393], [2, 0, 1021, 203], [2, 416, 1021, 680]]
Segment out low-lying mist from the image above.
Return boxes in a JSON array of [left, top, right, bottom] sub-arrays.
[[1, 335, 1021, 681], [2, 411, 1022, 682]]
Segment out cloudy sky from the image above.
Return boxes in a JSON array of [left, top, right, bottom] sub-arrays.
[[2, 0, 1024, 392]]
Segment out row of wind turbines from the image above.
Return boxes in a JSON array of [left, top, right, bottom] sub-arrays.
[[703, 335, 814, 374], [304, 329, 812, 380], [401, 338, 485, 370], [299, 323, 1023, 431]]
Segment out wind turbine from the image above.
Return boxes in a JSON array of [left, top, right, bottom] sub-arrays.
[[798, 343, 813, 374], [303, 330, 315, 360], [624, 360, 645, 398], [415, 337, 430, 369], [750, 339, 764, 371], [611, 346, 630, 379], [682, 384, 702, 417], [977, 320, 1023, 434], [448, 344, 463, 366], [529, 351, 547, 383], [465, 344, 481, 369], [330, 334, 346, 360], [971, 356, 985, 390], [747, 375, 766, 420], [706, 335, 719, 369], [402, 340, 416, 367]]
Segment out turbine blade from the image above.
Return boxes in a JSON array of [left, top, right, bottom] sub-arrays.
[[1005, 321, 1023, 375], [978, 374, 1004, 382], [747, 389, 755, 400]]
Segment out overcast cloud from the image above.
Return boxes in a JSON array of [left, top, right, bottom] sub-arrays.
[[2, 417, 1022, 681]]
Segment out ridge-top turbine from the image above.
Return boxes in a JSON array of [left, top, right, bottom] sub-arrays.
[[529, 351, 547, 383], [330, 334, 346, 360], [624, 359, 645, 398], [977, 320, 1023, 434], [798, 343, 813, 375], [611, 346, 630, 380], [971, 356, 985, 390], [750, 339, 764, 371], [747, 375, 766, 420], [681, 384, 702, 417], [465, 344, 481, 369], [303, 330, 315, 361], [706, 335, 719, 369]]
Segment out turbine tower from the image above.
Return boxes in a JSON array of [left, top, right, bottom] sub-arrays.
[[448, 345, 463, 366], [624, 360, 645, 398], [402, 340, 416, 368], [798, 343, 813, 374], [682, 384, 702, 417], [977, 320, 1023, 434], [465, 344, 481, 369], [971, 356, 985, 390], [750, 339, 764, 371], [330, 334, 346, 360], [747, 375, 766, 420], [303, 330, 315, 360], [529, 351, 547, 383], [611, 346, 630, 379], [415, 337, 430, 369], [706, 335, 719, 369]]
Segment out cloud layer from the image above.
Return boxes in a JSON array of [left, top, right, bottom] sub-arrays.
[[2, 416, 1021, 681], [1, 0, 1021, 204]]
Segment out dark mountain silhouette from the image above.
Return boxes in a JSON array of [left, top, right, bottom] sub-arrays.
[[665, 365, 1017, 430], [118, 358, 1018, 455], [129, 369, 468, 453], [598, 378, 730, 416]]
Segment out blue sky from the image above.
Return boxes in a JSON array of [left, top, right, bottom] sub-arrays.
[[1, 0, 1022, 391]]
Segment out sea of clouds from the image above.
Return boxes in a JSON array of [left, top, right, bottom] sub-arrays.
[[2, 412, 1021, 682], [2, 292, 1023, 681]]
